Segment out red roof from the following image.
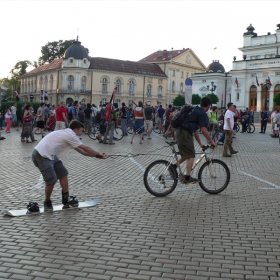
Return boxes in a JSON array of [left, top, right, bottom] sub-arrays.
[[22, 57, 167, 78], [139, 48, 189, 63], [21, 59, 62, 77]]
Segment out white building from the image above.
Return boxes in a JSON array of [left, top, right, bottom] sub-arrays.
[[191, 23, 280, 112]]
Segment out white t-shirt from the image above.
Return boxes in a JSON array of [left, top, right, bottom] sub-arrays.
[[11, 106, 17, 115], [223, 110, 234, 130], [35, 128, 82, 160]]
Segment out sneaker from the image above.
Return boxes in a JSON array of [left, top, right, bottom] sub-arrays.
[[231, 150, 238, 154], [184, 176, 200, 184], [62, 196, 79, 209], [44, 200, 53, 212]]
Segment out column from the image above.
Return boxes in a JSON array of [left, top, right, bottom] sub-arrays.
[[256, 90, 261, 111], [269, 90, 274, 111]]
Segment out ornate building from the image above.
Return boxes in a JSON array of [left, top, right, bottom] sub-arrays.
[[20, 38, 168, 107]]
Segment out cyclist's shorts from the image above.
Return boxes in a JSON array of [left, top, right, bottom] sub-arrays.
[[174, 129, 195, 158]]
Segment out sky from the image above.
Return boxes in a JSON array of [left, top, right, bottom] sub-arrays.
[[1, 0, 280, 79]]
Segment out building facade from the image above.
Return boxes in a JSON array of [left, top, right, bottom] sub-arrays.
[[20, 38, 168, 107]]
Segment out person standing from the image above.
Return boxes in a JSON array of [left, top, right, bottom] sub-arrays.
[[156, 105, 165, 134], [5, 105, 12, 133], [144, 101, 154, 139], [55, 102, 68, 130], [21, 104, 34, 143], [260, 109, 268, 133], [103, 103, 119, 145], [43, 104, 50, 127], [0, 103, 4, 130], [33, 103, 45, 138], [11, 103, 17, 127], [130, 101, 145, 144], [120, 102, 128, 136], [32, 120, 106, 212], [72, 100, 79, 120], [84, 103, 92, 134], [223, 102, 238, 157]]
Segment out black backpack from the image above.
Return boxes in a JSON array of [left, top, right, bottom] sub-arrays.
[[95, 110, 103, 124], [171, 104, 195, 130], [68, 110, 73, 120]]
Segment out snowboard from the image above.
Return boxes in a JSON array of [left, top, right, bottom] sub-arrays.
[[2, 199, 99, 217]]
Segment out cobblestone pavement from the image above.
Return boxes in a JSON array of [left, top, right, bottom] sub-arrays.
[[0, 124, 280, 280]]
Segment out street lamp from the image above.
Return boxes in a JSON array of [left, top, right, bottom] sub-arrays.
[[207, 81, 217, 93], [260, 79, 272, 111]]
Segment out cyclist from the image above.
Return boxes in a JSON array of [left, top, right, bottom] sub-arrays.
[[208, 106, 218, 137], [173, 97, 216, 184]]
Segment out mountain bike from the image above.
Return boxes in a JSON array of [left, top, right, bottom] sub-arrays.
[[236, 120, 255, 133], [143, 140, 230, 197], [88, 123, 123, 141]]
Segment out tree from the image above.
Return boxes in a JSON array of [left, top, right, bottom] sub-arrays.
[[38, 39, 76, 64], [173, 94, 185, 106], [206, 93, 219, 104], [273, 93, 280, 106], [192, 94, 201, 105], [10, 60, 32, 77]]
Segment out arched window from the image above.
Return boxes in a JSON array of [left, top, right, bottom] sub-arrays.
[[172, 81, 175, 92], [39, 76, 43, 89], [68, 75, 74, 91], [81, 76, 87, 92], [147, 84, 152, 96], [275, 84, 280, 91], [44, 76, 48, 91], [101, 98, 107, 104], [102, 78, 108, 92], [116, 99, 121, 109], [50, 75, 53, 91], [129, 80, 135, 94], [116, 79, 122, 93], [158, 86, 163, 96]]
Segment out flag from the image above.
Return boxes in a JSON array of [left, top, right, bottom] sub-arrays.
[[267, 75, 272, 85], [256, 75, 259, 86], [235, 78, 238, 88]]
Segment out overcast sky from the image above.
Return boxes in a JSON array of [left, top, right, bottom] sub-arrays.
[[1, 0, 280, 79]]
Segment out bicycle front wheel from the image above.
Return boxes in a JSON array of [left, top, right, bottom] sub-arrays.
[[247, 124, 255, 133], [198, 159, 230, 194], [113, 127, 123, 141], [143, 160, 178, 197]]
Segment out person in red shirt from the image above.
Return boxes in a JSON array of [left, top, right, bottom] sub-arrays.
[[55, 102, 68, 130]]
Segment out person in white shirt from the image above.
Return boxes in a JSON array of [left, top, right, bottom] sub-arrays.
[[11, 103, 17, 127], [223, 102, 238, 157], [32, 120, 106, 212]]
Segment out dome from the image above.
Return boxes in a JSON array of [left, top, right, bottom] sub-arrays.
[[206, 60, 225, 73], [243, 24, 257, 37], [63, 37, 89, 59]]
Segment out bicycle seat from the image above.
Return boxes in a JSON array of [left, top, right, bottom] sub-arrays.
[[166, 140, 177, 146]]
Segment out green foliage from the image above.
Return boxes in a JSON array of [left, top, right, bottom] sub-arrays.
[[10, 60, 32, 77], [273, 93, 280, 106], [206, 93, 219, 104], [38, 39, 75, 64], [173, 95, 185, 106], [192, 94, 201, 105]]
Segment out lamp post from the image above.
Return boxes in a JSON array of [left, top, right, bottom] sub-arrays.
[[260, 79, 271, 111], [207, 81, 217, 94]]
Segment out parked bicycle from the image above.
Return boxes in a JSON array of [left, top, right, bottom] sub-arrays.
[[236, 119, 255, 133], [143, 140, 230, 197], [88, 123, 123, 141], [209, 121, 223, 142]]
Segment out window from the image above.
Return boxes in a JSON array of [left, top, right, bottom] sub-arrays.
[[84, 60, 86, 64], [68, 75, 74, 91], [181, 71, 184, 78], [129, 80, 135, 94], [180, 83, 183, 92], [147, 84, 152, 95], [70, 59, 73, 63], [44, 76, 48, 91], [116, 99, 121, 109], [116, 79, 122, 93], [202, 80, 206, 83], [275, 84, 280, 91], [102, 78, 108, 92], [39, 76, 43, 89], [237, 92, 240, 101], [186, 72, 189, 78], [50, 75, 53, 91], [101, 98, 107, 104], [81, 76, 87, 92], [158, 86, 162, 96], [172, 81, 175, 92]]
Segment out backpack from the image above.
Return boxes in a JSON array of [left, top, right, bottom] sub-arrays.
[[95, 110, 102, 124], [125, 106, 130, 118], [171, 104, 195, 130], [68, 110, 73, 120]]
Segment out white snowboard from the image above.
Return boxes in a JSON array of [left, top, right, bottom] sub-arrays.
[[2, 199, 99, 217]]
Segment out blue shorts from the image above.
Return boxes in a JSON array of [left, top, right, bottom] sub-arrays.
[[133, 119, 145, 133]]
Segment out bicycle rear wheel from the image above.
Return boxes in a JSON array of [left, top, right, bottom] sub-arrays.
[[88, 125, 99, 140], [198, 159, 230, 194], [113, 127, 123, 141], [143, 160, 178, 197]]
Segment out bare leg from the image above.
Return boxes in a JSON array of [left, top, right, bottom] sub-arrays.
[[45, 184, 56, 200], [131, 132, 136, 143], [139, 133, 143, 143], [59, 176, 69, 193], [186, 158, 194, 176]]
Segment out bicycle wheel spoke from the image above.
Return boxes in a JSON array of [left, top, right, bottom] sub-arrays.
[[143, 160, 178, 197], [198, 159, 230, 194]]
